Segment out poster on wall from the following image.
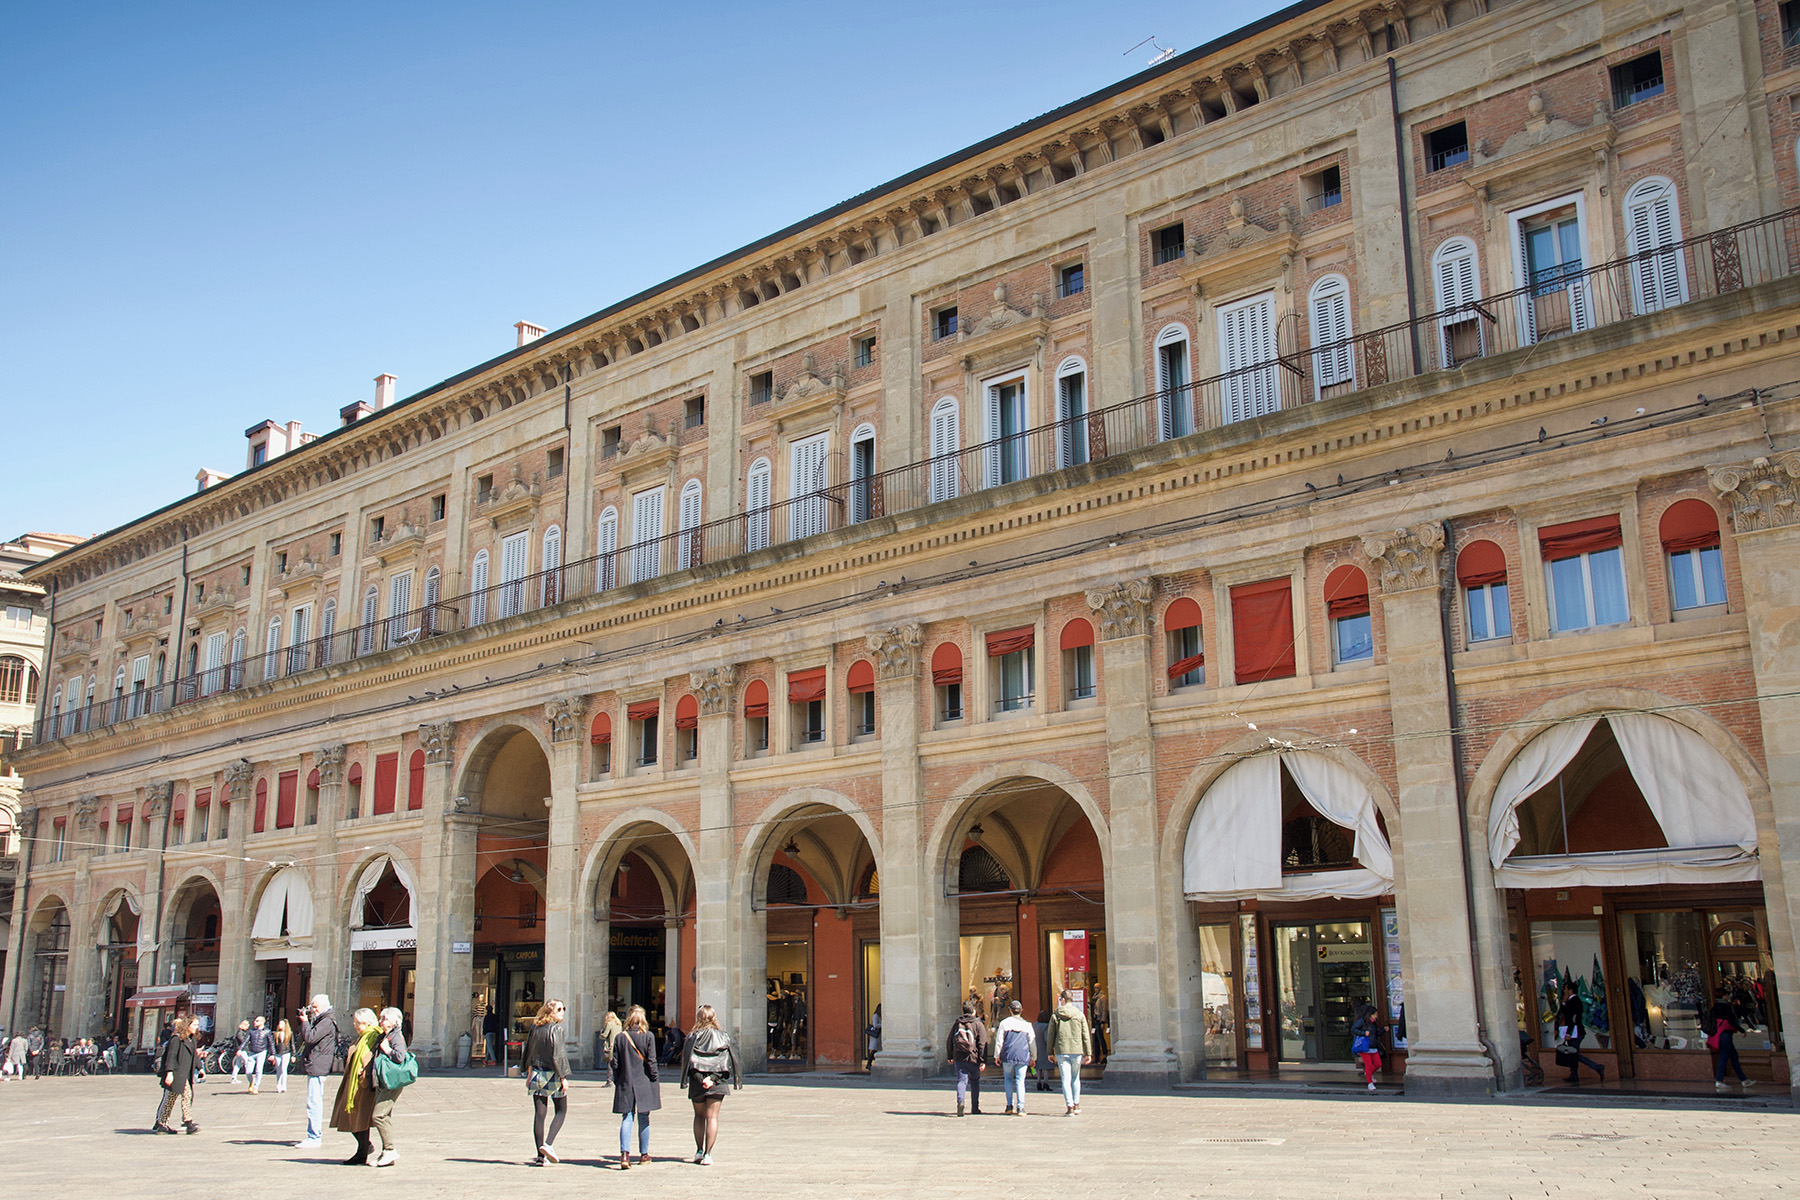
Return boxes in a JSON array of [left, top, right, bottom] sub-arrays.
[[1240, 914, 1263, 1050], [1381, 908, 1406, 1050]]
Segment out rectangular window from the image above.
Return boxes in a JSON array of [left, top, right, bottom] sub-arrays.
[[854, 335, 877, 367], [679, 724, 698, 762], [600, 426, 623, 457], [1068, 643, 1095, 700], [1547, 549, 1628, 631], [1425, 121, 1469, 172], [747, 714, 769, 753], [1058, 262, 1085, 297], [546, 447, 565, 478], [1466, 581, 1513, 642], [1669, 546, 1726, 610], [477, 473, 495, 502], [499, 531, 530, 616], [749, 371, 774, 406], [430, 494, 446, 522], [1153, 223, 1186, 265], [941, 681, 963, 722], [854, 690, 876, 737], [683, 395, 706, 429], [986, 626, 1035, 713], [1332, 611, 1374, 665], [276, 551, 288, 573], [1230, 578, 1297, 685], [983, 377, 1028, 487], [1611, 51, 1664, 107], [329, 532, 342, 556], [372, 752, 399, 815], [1218, 293, 1279, 424], [370, 516, 385, 540], [1169, 624, 1204, 687], [934, 306, 959, 340], [1786, 0, 1800, 47], [1303, 165, 1343, 212], [276, 770, 298, 829], [639, 715, 659, 766]]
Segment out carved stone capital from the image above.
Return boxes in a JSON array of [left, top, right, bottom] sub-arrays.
[[865, 623, 924, 679], [1710, 452, 1800, 533], [1085, 579, 1155, 640], [17, 806, 36, 839], [75, 795, 100, 831], [1361, 523, 1447, 592], [142, 781, 173, 819], [689, 666, 738, 716], [223, 759, 254, 803], [418, 722, 455, 764], [545, 695, 588, 743], [315, 744, 347, 786]]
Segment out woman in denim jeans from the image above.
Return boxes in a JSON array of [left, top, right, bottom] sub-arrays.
[[991, 999, 1037, 1116]]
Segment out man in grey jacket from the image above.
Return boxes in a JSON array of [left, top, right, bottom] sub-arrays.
[[294, 994, 339, 1149]]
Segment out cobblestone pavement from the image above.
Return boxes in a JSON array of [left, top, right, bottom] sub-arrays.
[[1, 1072, 1794, 1198]]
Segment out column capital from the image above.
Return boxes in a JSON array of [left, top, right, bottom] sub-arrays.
[[17, 806, 36, 839], [141, 781, 173, 819], [418, 721, 455, 764], [689, 666, 738, 715], [1361, 522, 1446, 593], [1709, 451, 1800, 533], [544, 694, 588, 743], [866, 623, 924, 679], [315, 743, 347, 785], [223, 759, 254, 803], [74, 795, 100, 832], [1084, 578, 1154, 640]]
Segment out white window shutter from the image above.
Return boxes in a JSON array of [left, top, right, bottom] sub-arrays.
[[929, 400, 960, 502], [790, 435, 829, 539], [1309, 280, 1354, 392], [499, 532, 529, 618], [631, 487, 664, 583], [1220, 295, 1277, 423], [746, 461, 772, 551], [677, 482, 702, 568], [540, 526, 562, 605], [290, 604, 311, 645], [1627, 184, 1685, 312], [595, 510, 619, 590], [470, 551, 490, 624]]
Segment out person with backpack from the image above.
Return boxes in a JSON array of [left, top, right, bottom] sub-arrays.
[[152, 1017, 201, 1134], [1708, 994, 1754, 1091], [523, 1000, 573, 1166], [992, 999, 1037, 1116], [1048, 991, 1093, 1115], [294, 993, 340, 1150], [611, 1004, 661, 1168], [679, 1004, 740, 1166], [945, 1000, 988, 1117]]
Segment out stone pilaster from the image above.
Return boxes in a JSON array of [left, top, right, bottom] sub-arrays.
[[135, 783, 173, 1006], [1711, 453, 1800, 1097], [1362, 523, 1494, 1095], [217, 760, 254, 1027], [1082, 581, 1176, 1082], [63, 796, 99, 1038], [543, 695, 585, 1059], [413, 721, 469, 1066], [0, 808, 36, 1028], [311, 746, 347, 1006], [689, 666, 737, 1041]]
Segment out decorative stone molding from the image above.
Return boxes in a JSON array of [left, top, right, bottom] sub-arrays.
[[1361, 523, 1447, 593], [223, 759, 254, 803], [478, 468, 542, 530], [315, 744, 347, 786], [194, 585, 241, 616], [17, 807, 36, 840], [866, 623, 924, 679], [545, 695, 588, 743], [689, 666, 738, 716], [449, 791, 477, 815], [1085, 579, 1155, 640], [75, 795, 100, 831], [1710, 452, 1800, 533], [55, 634, 96, 666], [418, 722, 455, 764], [142, 781, 173, 820]]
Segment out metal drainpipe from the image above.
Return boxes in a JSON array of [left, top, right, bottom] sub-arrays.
[[1437, 517, 1503, 1086], [1389, 56, 1423, 376]]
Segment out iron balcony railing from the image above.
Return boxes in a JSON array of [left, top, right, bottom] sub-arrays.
[[34, 206, 1800, 744]]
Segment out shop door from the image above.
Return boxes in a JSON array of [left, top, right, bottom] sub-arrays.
[[1273, 920, 1374, 1064], [766, 941, 811, 1063]]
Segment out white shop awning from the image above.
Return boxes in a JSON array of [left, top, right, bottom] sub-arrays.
[[350, 855, 419, 951], [251, 866, 315, 940]]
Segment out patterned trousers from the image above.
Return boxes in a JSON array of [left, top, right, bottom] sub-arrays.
[[155, 1082, 193, 1126]]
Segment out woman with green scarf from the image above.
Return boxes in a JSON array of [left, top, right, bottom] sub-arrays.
[[330, 1008, 381, 1165]]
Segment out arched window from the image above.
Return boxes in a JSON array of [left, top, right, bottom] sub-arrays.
[[540, 525, 562, 606], [1624, 176, 1687, 312], [1456, 540, 1511, 643], [24, 663, 38, 704], [742, 678, 770, 754], [0, 655, 27, 704], [745, 458, 772, 551], [1055, 356, 1089, 467], [421, 568, 440, 634], [1154, 324, 1192, 439], [595, 508, 619, 591], [677, 480, 703, 570], [469, 550, 490, 624], [1432, 237, 1483, 366], [226, 627, 245, 689], [931, 642, 964, 722], [359, 584, 380, 651], [1308, 274, 1355, 399], [849, 424, 878, 524], [928, 398, 960, 502], [264, 615, 283, 678], [1660, 498, 1725, 610], [847, 658, 876, 736], [1164, 597, 1204, 687], [958, 845, 1013, 893], [767, 862, 809, 906], [1060, 616, 1096, 700]]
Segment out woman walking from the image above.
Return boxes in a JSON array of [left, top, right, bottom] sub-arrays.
[[271, 1019, 294, 1093], [1350, 1003, 1383, 1091], [1553, 986, 1606, 1085], [152, 1017, 200, 1134], [1709, 993, 1755, 1091], [599, 1010, 623, 1085], [679, 1004, 740, 1166], [329, 1008, 381, 1165], [611, 1004, 661, 1168], [368, 1007, 410, 1167], [523, 999, 572, 1165], [1049, 991, 1093, 1115]]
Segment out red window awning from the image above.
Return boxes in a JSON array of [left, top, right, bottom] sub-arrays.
[[626, 700, 660, 722], [1058, 618, 1094, 650], [591, 711, 613, 745], [1164, 597, 1202, 630], [846, 660, 875, 694], [675, 694, 699, 730], [1455, 539, 1508, 589], [1323, 564, 1371, 619], [931, 643, 963, 687], [985, 626, 1034, 657], [1539, 514, 1622, 560], [114, 802, 134, 823], [1230, 578, 1296, 685], [742, 679, 770, 719], [1659, 498, 1722, 552], [787, 667, 827, 704]]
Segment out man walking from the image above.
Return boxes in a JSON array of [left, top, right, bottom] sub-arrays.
[[242, 1015, 273, 1093], [25, 1026, 43, 1080], [295, 994, 339, 1149], [991, 999, 1036, 1116], [1049, 990, 1093, 1116], [228, 1019, 251, 1084], [945, 1000, 988, 1117]]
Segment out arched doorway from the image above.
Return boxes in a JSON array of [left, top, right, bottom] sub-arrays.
[[940, 775, 1110, 1073], [348, 856, 418, 1034], [250, 867, 314, 1028], [588, 818, 696, 1058], [1483, 709, 1780, 1085], [740, 796, 880, 1070], [165, 876, 224, 1041], [24, 897, 70, 1034], [94, 889, 142, 1040]]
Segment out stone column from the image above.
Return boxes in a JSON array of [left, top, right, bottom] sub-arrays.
[[865, 624, 938, 1078], [1362, 524, 1496, 1095], [663, 916, 683, 1030], [543, 695, 586, 1060], [1711, 453, 1800, 1096], [217, 760, 255, 1030], [134, 785, 172, 1002], [63, 796, 99, 1039], [311, 746, 347, 1006], [1083, 581, 1176, 1082], [689, 667, 737, 1039], [413, 721, 473, 1067], [0, 808, 35, 1028]]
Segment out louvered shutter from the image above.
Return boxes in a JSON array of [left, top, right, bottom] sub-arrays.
[[499, 532, 528, 617], [631, 487, 664, 582], [264, 616, 282, 677], [982, 384, 1003, 487], [320, 599, 336, 664], [469, 551, 490, 624], [203, 631, 225, 693], [1157, 339, 1189, 440], [1309, 281, 1354, 392], [1057, 370, 1087, 466], [1628, 185, 1685, 312], [289, 603, 311, 672], [1434, 242, 1483, 364], [388, 571, 412, 644], [422, 569, 440, 633], [596, 511, 618, 590], [540, 526, 562, 605], [929, 402, 960, 502], [790, 435, 829, 539], [1220, 295, 1277, 423], [745, 462, 771, 552], [677, 483, 702, 569]]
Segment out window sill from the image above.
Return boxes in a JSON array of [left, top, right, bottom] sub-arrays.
[[1670, 601, 1728, 622], [1064, 696, 1099, 712]]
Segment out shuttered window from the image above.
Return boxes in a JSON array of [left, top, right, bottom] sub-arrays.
[[1308, 275, 1354, 395], [790, 433, 830, 539], [498, 532, 528, 618], [631, 487, 664, 583], [540, 525, 562, 606], [677, 481, 703, 569], [359, 584, 380, 652], [1230, 578, 1296, 685], [595, 508, 619, 591], [1432, 237, 1483, 365], [387, 571, 412, 645], [745, 460, 772, 552], [929, 399, 960, 502], [469, 550, 490, 624], [1155, 326, 1191, 440], [1218, 294, 1278, 424], [1056, 358, 1089, 467], [983, 377, 1028, 487], [1625, 177, 1686, 313]]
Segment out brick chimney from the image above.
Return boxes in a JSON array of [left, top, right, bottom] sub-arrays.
[[374, 373, 397, 409], [515, 321, 547, 347]]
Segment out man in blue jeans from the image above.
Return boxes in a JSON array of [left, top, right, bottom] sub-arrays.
[[241, 1015, 273, 1094], [991, 999, 1036, 1116], [294, 994, 339, 1149]]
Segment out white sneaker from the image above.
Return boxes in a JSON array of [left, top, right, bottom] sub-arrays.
[[1367, 1082, 1377, 1091], [1716, 1081, 1730, 1091], [541, 1144, 559, 1163], [373, 1151, 397, 1168], [1742, 1079, 1757, 1089], [295, 1138, 323, 1149], [700, 1153, 713, 1166]]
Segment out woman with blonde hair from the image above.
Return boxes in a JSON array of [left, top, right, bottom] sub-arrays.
[[522, 999, 572, 1165], [610, 1004, 661, 1168], [152, 1017, 200, 1134], [271, 1018, 295, 1093], [678, 1004, 740, 1166], [600, 1010, 623, 1084], [329, 1008, 381, 1165]]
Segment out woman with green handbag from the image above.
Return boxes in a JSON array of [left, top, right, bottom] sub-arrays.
[[368, 1007, 413, 1167]]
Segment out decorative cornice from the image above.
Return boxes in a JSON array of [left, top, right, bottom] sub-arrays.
[[689, 666, 738, 716], [1361, 523, 1447, 593], [478, 469, 543, 531], [866, 623, 924, 679], [418, 722, 455, 764], [545, 695, 588, 743], [1085, 579, 1154, 640], [1710, 452, 1800, 533], [315, 744, 347, 786]]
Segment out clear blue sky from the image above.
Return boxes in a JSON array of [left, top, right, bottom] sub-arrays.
[[2, 1, 1288, 541]]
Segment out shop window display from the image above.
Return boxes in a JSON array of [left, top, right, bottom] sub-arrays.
[[1046, 929, 1110, 1063], [1620, 908, 1782, 1054], [1198, 923, 1237, 1067], [1529, 920, 1609, 1049], [766, 941, 809, 1061], [959, 934, 1016, 1027]]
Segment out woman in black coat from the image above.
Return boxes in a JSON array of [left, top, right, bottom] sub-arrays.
[[153, 1017, 200, 1134], [611, 1004, 661, 1169]]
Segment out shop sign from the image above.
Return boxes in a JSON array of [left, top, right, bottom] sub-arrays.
[[1062, 930, 1089, 972], [610, 928, 666, 951], [1317, 943, 1370, 962], [351, 927, 419, 952], [502, 947, 543, 967]]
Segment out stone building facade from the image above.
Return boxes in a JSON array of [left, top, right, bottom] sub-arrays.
[[6, 0, 1800, 1096]]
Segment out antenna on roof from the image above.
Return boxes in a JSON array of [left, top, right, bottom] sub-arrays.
[[1125, 35, 1177, 66]]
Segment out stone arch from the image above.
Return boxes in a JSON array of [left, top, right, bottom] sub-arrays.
[[453, 717, 554, 808], [86, 882, 144, 945], [925, 759, 1111, 896], [580, 807, 700, 914], [735, 786, 883, 908], [159, 867, 227, 945], [338, 844, 422, 916]]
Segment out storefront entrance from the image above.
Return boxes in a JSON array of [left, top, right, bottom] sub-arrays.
[[1272, 920, 1375, 1065], [766, 939, 810, 1063]]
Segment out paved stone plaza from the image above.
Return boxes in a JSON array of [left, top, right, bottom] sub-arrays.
[[0, 1072, 1793, 1198]]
